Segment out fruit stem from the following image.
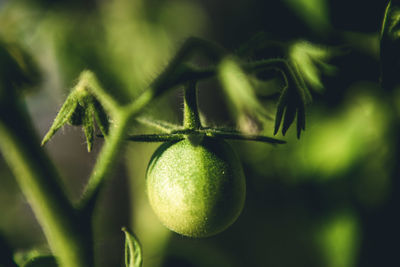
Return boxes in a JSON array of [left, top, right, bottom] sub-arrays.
[[183, 81, 201, 130]]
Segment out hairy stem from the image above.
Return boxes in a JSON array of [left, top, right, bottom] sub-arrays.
[[0, 102, 92, 267], [183, 81, 201, 129], [78, 70, 119, 116], [80, 89, 155, 210], [79, 111, 131, 210]]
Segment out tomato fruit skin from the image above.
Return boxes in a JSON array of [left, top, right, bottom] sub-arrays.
[[146, 137, 246, 238]]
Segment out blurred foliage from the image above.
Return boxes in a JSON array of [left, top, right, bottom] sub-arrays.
[[13, 248, 56, 267], [289, 40, 336, 92], [218, 57, 268, 130], [316, 211, 360, 267], [283, 0, 330, 34], [0, 0, 398, 267]]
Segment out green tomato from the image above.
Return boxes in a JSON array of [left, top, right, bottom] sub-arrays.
[[146, 137, 246, 238]]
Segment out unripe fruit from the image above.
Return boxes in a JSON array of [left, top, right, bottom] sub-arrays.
[[146, 137, 246, 238]]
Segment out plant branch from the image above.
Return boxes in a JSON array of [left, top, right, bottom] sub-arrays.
[[80, 89, 155, 211], [79, 111, 131, 211], [0, 102, 92, 267], [78, 70, 120, 116]]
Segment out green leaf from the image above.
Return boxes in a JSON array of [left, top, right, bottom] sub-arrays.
[[218, 57, 269, 120], [41, 91, 79, 146], [122, 227, 143, 267], [82, 103, 95, 152], [275, 87, 306, 139], [282, 99, 297, 135], [270, 60, 310, 138], [274, 86, 289, 135], [92, 98, 110, 137], [42, 76, 110, 151], [289, 40, 335, 92], [233, 38, 328, 138]]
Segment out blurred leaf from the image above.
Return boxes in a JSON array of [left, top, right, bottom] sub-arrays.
[[380, 0, 400, 90], [316, 212, 360, 267], [235, 35, 328, 138], [283, 0, 330, 33], [289, 40, 336, 92], [13, 250, 56, 267], [122, 227, 143, 267], [274, 40, 335, 138], [291, 89, 389, 180], [218, 57, 269, 127]]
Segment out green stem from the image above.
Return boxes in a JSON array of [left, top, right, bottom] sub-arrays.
[[79, 111, 131, 210], [80, 89, 155, 210], [79, 70, 119, 116], [0, 103, 92, 267], [183, 81, 201, 129]]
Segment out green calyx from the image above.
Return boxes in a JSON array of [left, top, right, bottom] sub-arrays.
[[41, 77, 109, 152], [128, 79, 286, 145]]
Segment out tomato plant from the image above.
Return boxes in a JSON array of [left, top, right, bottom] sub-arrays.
[[0, 1, 397, 267]]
